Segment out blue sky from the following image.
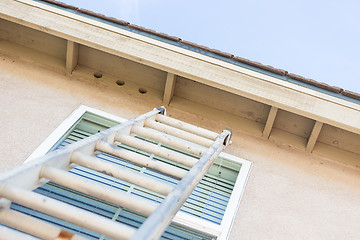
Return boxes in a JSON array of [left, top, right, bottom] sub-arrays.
[[61, 0, 360, 93]]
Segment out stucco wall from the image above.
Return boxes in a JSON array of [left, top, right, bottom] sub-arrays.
[[0, 56, 359, 239]]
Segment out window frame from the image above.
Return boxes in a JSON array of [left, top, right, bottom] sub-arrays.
[[25, 105, 252, 239]]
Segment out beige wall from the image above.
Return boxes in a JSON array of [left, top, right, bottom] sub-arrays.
[[1, 55, 359, 239]]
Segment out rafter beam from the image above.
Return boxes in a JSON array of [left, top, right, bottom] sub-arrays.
[[66, 40, 79, 75], [163, 73, 176, 106], [262, 106, 278, 138], [306, 121, 323, 153]]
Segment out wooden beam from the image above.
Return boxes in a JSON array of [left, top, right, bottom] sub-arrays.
[[66, 40, 79, 75], [163, 73, 176, 106], [262, 106, 278, 138], [306, 121, 323, 153]]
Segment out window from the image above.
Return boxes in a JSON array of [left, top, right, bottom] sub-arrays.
[[22, 105, 252, 239]]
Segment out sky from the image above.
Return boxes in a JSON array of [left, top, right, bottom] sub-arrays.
[[61, 0, 360, 93]]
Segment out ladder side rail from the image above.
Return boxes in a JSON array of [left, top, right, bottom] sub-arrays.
[[0, 108, 164, 190], [130, 129, 232, 240]]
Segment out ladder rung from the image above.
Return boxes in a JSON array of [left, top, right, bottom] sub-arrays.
[[40, 165, 159, 216], [155, 114, 219, 140], [71, 152, 174, 195], [131, 125, 207, 156], [0, 208, 87, 240], [144, 119, 214, 147], [114, 134, 198, 167], [0, 184, 137, 240], [0, 225, 41, 240], [96, 141, 187, 179]]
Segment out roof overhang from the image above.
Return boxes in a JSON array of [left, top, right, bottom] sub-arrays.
[[0, 0, 359, 165]]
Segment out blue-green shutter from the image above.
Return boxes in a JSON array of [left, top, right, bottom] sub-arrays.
[[10, 112, 242, 239]]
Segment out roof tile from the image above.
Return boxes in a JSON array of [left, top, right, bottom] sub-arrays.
[[287, 73, 343, 93], [341, 90, 360, 100], [233, 56, 288, 76], [77, 9, 108, 19], [40, 0, 78, 10], [128, 24, 157, 34], [208, 49, 234, 59], [179, 40, 213, 52], [106, 17, 129, 26], [128, 24, 181, 42]]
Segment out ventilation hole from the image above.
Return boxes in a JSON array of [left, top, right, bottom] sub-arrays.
[[138, 88, 147, 94], [116, 80, 125, 86], [94, 72, 103, 78]]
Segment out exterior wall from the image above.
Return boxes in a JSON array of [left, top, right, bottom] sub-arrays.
[[228, 134, 360, 239], [1, 55, 359, 239]]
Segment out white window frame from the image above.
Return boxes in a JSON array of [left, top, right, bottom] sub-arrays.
[[25, 105, 252, 240]]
